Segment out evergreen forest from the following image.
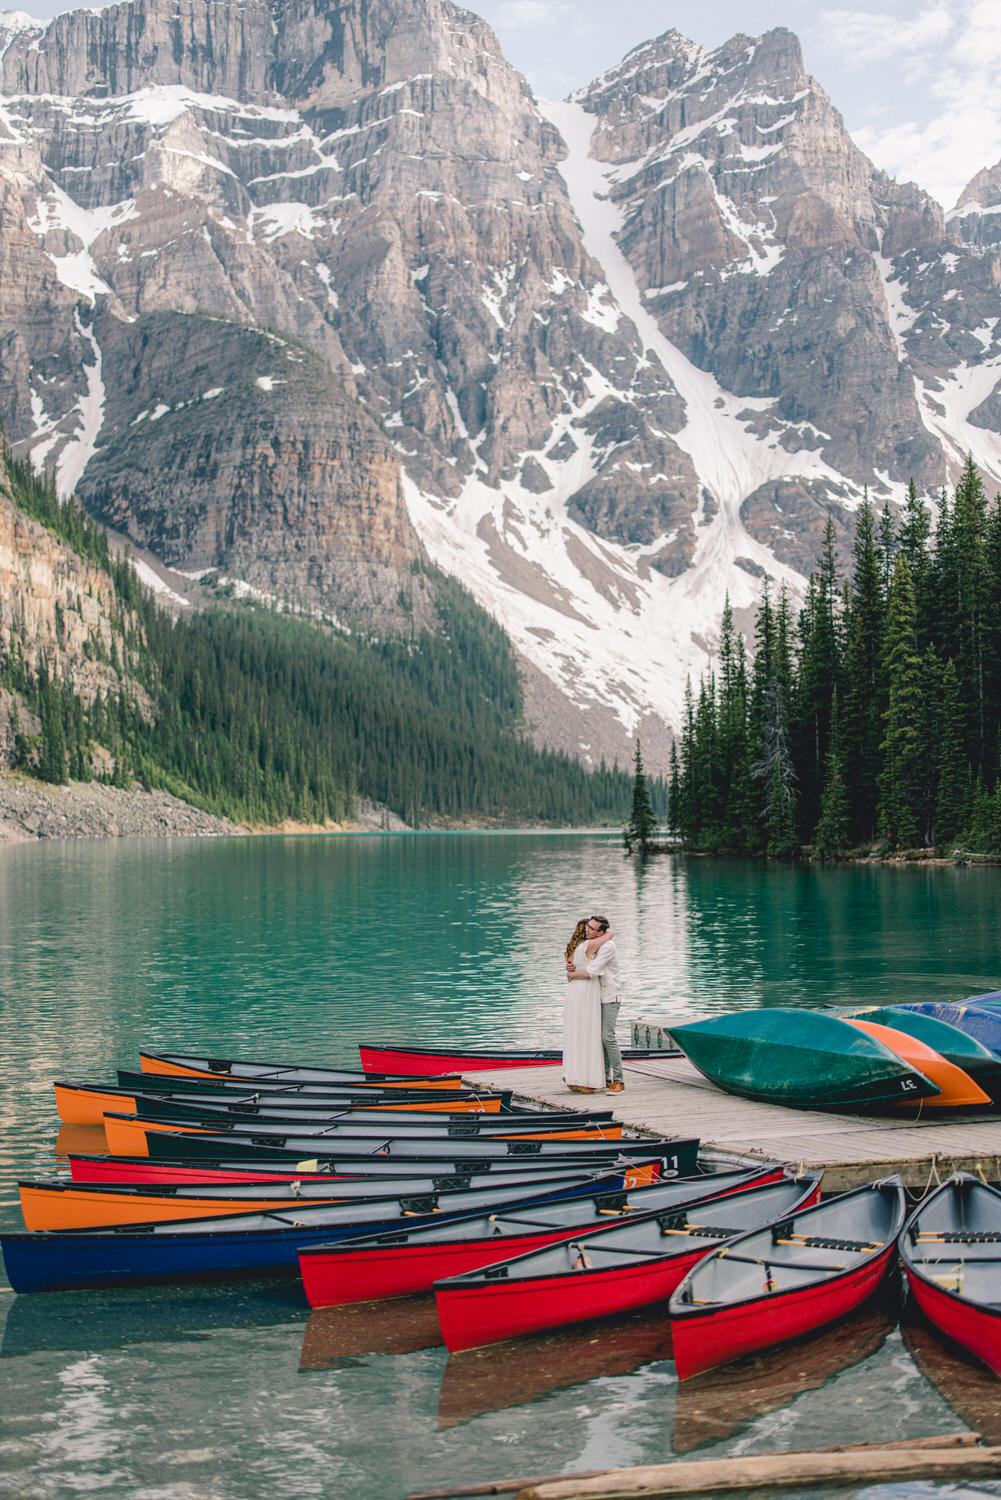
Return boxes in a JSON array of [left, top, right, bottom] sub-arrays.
[[2, 454, 647, 828], [669, 458, 1001, 858]]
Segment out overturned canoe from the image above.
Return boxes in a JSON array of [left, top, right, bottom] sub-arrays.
[[899, 1172, 1001, 1377], [433, 1174, 821, 1353], [669, 1176, 907, 1379], [839, 1020, 990, 1109], [358, 1041, 679, 1074], [836, 1008, 1001, 1102], [299, 1165, 785, 1308], [892, 1002, 1001, 1056], [669, 1009, 940, 1110]]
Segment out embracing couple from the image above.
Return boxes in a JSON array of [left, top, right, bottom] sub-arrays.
[[563, 915, 624, 1095]]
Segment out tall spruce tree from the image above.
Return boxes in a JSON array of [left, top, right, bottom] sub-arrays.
[[841, 497, 886, 843], [624, 739, 657, 852], [935, 658, 968, 845], [814, 687, 850, 857], [878, 554, 922, 848], [793, 519, 842, 837]]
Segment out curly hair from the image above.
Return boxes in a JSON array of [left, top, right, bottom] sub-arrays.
[[565, 918, 589, 964]]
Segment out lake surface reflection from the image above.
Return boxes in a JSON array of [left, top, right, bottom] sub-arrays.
[[2, 833, 1001, 1499]]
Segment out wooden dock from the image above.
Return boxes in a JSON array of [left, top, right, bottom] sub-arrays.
[[466, 1057, 1001, 1190]]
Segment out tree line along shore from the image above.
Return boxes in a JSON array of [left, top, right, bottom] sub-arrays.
[[663, 460, 1001, 861], [1, 446, 658, 833]]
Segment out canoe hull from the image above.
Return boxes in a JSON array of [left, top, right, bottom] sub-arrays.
[[358, 1043, 678, 1074], [436, 1254, 692, 1353], [67, 1152, 666, 1191], [299, 1167, 783, 1308], [1, 1172, 654, 1293], [19, 1182, 357, 1231], [135, 1127, 699, 1172], [670, 1247, 898, 1380], [56, 1083, 506, 1128], [139, 1050, 462, 1089], [904, 1268, 1001, 1378], [840, 1020, 990, 1108], [898, 1172, 1001, 1378], [670, 1009, 939, 1109], [433, 1176, 821, 1353]]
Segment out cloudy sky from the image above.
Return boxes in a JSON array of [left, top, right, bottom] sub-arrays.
[[10, 0, 1001, 208]]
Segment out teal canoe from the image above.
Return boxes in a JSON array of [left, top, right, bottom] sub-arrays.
[[669, 1008, 940, 1110], [836, 1006, 1001, 1103]]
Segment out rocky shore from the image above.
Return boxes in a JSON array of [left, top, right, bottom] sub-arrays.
[[0, 775, 411, 842]]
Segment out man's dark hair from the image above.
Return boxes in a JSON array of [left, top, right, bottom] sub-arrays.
[[590, 915, 610, 932]]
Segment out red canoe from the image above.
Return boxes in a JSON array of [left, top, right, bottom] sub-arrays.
[[899, 1172, 1001, 1377], [433, 1173, 822, 1353], [299, 1165, 785, 1308], [669, 1176, 907, 1379], [359, 1042, 679, 1074], [67, 1152, 666, 1191]]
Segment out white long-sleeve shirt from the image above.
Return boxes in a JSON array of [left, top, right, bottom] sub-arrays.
[[584, 939, 622, 1003]]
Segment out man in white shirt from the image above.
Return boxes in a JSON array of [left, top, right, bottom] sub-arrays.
[[567, 915, 624, 1093]]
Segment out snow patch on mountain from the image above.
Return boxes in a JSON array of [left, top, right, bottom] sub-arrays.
[[55, 314, 104, 499]]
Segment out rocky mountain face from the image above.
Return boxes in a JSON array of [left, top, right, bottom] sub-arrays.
[[0, 444, 150, 764], [1, 1, 1001, 765]]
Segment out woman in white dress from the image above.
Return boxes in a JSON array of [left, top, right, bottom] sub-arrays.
[[562, 917, 608, 1092]]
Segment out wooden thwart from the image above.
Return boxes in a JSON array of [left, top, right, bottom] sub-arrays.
[[406, 1435, 990, 1500]]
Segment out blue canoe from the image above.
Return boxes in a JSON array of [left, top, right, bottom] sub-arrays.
[[0, 1156, 698, 1294]]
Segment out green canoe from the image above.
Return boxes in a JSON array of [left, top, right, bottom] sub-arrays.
[[835, 1006, 1001, 1103], [669, 1008, 940, 1110]]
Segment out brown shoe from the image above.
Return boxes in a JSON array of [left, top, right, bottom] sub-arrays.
[[607, 1081, 625, 1093]]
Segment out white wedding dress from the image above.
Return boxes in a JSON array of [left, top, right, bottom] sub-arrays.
[[563, 942, 605, 1090]]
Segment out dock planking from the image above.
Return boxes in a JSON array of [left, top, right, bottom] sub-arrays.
[[463, 1056, 1001, 1191]]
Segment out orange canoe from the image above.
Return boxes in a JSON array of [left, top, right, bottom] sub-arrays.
[[842, 1019, 991, 1108], [55, 1082, 503, 1128], [18, 1180, 354, 1231]]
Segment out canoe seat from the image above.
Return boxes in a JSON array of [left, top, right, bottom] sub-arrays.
[[773, 1233, 881, 1252], [914, 1229, 1001, 1244], [659, 1220, 741, 1239]]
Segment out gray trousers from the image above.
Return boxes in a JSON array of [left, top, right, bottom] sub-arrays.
[[601, 1000, 623, 1083]]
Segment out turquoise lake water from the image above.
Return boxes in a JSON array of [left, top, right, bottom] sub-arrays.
[[2, 832, 1001, 1499]]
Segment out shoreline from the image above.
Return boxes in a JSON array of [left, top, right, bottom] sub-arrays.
[[0, 773, 414, 843]]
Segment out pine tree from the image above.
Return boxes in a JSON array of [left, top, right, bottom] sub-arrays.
[[814, 687, 850, 857], [793, 519, 842, 836], [751, 674, 798, 856], [935, 658, 968, 846], [624, 739, 657, 852], [878, 554, 922, 848], [38, 669, 68, 785], [841, 498, 885, 843]]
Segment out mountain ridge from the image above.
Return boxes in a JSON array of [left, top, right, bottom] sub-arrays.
[[2, 0, 1001, 767]]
